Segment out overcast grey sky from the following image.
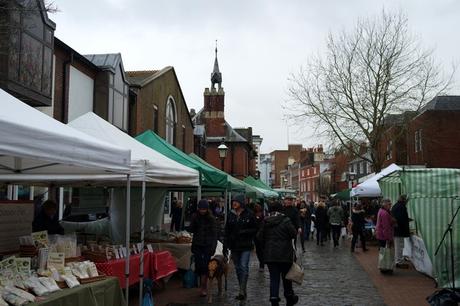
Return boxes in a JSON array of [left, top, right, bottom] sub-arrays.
[[52, 0, 460, 153]]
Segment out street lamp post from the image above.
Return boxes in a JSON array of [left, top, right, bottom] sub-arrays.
[[217, 138, 228, 171]]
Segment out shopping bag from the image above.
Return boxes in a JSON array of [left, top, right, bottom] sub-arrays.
[[378, 245, 394, 271], [340, 227, 347, 238], [286, 240, 304, 285]]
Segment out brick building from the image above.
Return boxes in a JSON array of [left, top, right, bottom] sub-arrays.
[[126, 67, 194, 153], [269, 144, 303, 188], [379, 96, 460, 169], [299, 146, 332, 202], [192, 48, 257, 179]]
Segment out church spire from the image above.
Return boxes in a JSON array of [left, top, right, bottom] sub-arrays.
[[211, 40, 222, 90]]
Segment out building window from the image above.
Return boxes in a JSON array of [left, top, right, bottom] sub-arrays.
[[363, 162, 367, 174], [386, 140, 393, 160], [415, 130, 422, 153], [165, 97, 177, 145], [152, 104, 158, 133]]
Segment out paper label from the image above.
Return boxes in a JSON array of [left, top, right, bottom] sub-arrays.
[[147, 244, 153, 253], [47, 252, 65, 270], [32, 230, 49, 247]]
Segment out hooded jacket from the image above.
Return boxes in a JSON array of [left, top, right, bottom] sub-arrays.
[[257, 213, 297, 263], [391, 201, 410, 237], [190, 211, 218, 252], [351, 208, 366, 231]]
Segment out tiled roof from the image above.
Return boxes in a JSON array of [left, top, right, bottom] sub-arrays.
[[422, 96, 460, 112], [126, 70, 160, 86]]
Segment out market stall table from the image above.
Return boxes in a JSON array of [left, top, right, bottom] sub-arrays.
[[30, 277, 124, 306], [150, 243, 192, 270], [95, 251, 178, 287]]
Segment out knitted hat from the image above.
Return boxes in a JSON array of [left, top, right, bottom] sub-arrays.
[[197, 199, 209, 209]]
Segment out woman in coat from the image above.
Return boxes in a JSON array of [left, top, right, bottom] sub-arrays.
[[375, 199, 395, 273], [257, 202, 298, 306], [190, 199, 218, 297]]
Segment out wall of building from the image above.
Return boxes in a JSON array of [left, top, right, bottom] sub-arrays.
[[407, 111, 460, 168], [133, 69, 194, 153], [67, 65, 94, 121], [204, 143, 250, 179]]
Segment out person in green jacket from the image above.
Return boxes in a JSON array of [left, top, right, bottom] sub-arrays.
[[327, 200, 344, 247]]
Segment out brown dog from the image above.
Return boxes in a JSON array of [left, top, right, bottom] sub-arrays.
[[207, 255, 229, 304]]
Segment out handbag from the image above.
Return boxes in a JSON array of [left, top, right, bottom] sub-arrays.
[[378, 242, 394, 271], [286, 240, 304, 285]]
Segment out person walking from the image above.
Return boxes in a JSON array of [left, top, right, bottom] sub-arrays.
[[376, 199, 395, 273], [298, 200, 311, 252], [327, 200, 344, 247], [283, 195, 301, 248], [350, 203, 368, 252], [170, 200, 183, 232], [254, 203, 265, 271], [189, 199, 218, 297], [224, 194, 258, 300], [314, 201, 328, 246], [391, 195, 411, 268], [257, 202, 299, 306]]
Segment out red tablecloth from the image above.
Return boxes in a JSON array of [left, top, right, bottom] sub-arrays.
[[95, 251, 177, 288], [150, 251, 177, 281]]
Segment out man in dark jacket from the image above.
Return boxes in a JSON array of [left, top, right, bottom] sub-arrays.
[[257, 202, 299, 306], [391, 195, 411, 268], [283, 195, 301, 235], [32, 200, 64, 235], [224, 194, 257, 300]]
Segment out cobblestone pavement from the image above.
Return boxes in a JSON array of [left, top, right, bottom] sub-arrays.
[[157, 237, 385, 306]]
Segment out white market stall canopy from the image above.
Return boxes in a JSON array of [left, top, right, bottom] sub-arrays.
[[0, 89, 131, 179], [68, 112, 199, 187], [350, 163, 402, 197]]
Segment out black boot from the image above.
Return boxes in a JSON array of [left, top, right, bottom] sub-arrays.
[[270, 297, 281, 306], [286, 294, 299, 306]]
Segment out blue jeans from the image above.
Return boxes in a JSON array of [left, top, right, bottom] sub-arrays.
[[267, 262, 294, 300], [231, 250, 251, 285]]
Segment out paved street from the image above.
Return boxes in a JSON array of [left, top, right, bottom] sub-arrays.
[[156, 237, 385, 306]]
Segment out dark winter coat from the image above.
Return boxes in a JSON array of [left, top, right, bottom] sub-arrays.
[[257, 213, 297, 263], [391, 201, 410, 237], [314, 205, 328, 229], [190, 212, 218, 253], [351, 209, 366, 232], [224, 209, 258, 252], [283, 205, 301, 230], [32, 210, 64, 235]]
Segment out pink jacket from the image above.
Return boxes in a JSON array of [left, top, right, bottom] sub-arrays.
[[375, 208, 394, 241]]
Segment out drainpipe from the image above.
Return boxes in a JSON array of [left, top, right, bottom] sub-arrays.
[[61, 53, 73, 123]]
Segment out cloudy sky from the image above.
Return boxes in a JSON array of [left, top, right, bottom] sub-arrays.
[[51, 0, 460, 153]]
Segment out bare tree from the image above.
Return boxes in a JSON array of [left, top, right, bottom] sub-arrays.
[[287, 10, 454, 172]]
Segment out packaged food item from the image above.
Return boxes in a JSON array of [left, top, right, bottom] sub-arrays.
[[38, 248, 49, 272], [14, 258, 31, 276], [86, 262, 99, 277], [60, 275, 80, 288], [2, 291, 29, 306], [48, 267, 61, 282], [3, 286, 35, 302], [24, 277, 49, 296], [38, 277, 60, 292]]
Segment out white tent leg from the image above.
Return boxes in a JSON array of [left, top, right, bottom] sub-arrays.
[[29, 186, 34, 201], [58, 187, 64, 221], [13, 185, 18, 200], [68, 187, 72, 204], [125, 174, 131, 306], [139, 178, 146, 306], [43, 187, 49, 201], [197, 185, 202, 201], [7, 185, 13, 200]]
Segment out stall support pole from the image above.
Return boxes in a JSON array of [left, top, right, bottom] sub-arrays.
[[197, 185, 202, 201], [139, 163, 147, 306], [43, 187, 49, 201], [228, 191, 232, 217], [7, 185, 13, 200], [58, 187, 64, 221], [13, 185, 18, 200], [224, 190, 228, 225], [125, 174, 131, 306], [29, 186, 34, 201]]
